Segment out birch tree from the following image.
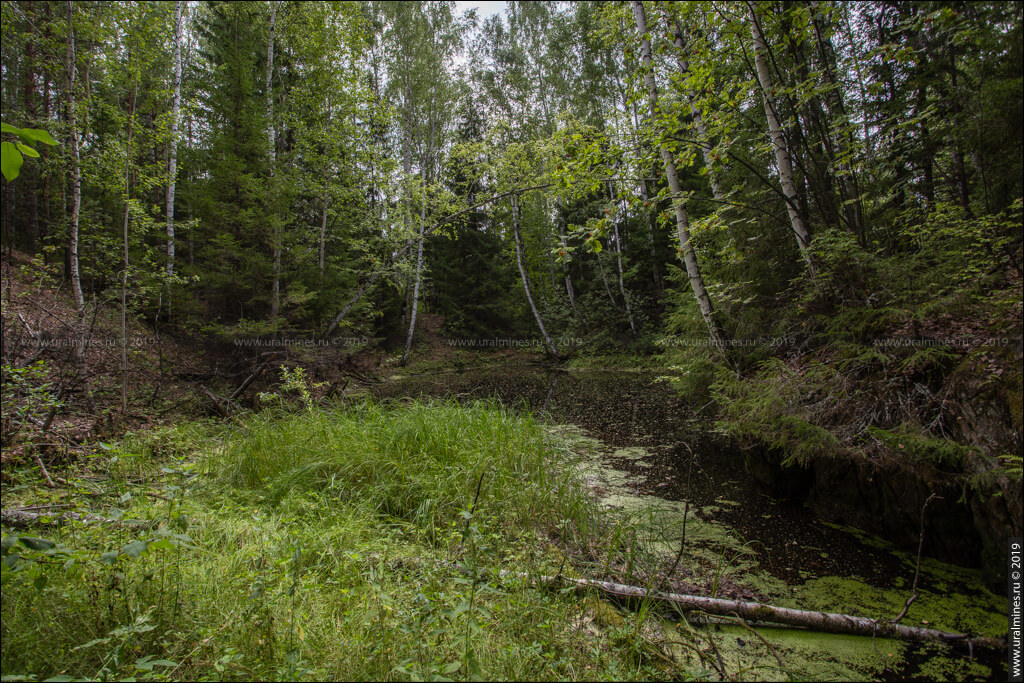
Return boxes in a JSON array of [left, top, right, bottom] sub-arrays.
[[165, 0, 182, 282], [747, 1, 813, 264], [265, 0, 280, 323], [630, 0, 726, 349], [65, 0, 88, 397]]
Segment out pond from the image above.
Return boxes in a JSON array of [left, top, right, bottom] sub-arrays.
[[372, 366, 1008, 681]]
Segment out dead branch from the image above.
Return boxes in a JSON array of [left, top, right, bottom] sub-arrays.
[[1, 508, 156, 529], [229, 362, 268, 402], [517, 573, 1005, 650]]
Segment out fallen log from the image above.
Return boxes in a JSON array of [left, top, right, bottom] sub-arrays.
[[1, 508, 154, 529], [230, 362, 268, 401], [522, 573, 1004, 650]]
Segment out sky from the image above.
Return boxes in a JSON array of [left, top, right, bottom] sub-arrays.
[[455, 1, 508, 22]]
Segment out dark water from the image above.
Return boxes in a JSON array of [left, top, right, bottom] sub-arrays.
[[371, 366, 1006, 680], [372, 367, 910, 586]]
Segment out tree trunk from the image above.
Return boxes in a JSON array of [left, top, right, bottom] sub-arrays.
[[24, 29, 40, 252], [525, 574, 1004, 650], [66, 0, 88, 401], [165, 0, 182, 283], [512, 194, 559, 358], [121, 83, 137, 416], [669, 19, 723, 201], [318, 179, 328, 276], [810, 1, 866, 243], [747, 1, 813, 264], [265, 1, 280, 322], [555, 197, 577, 313], [322, 272, 381, 339], [631, 1, 727, 349], [400, 201, 426, 366], [608, 181, 637, 337]]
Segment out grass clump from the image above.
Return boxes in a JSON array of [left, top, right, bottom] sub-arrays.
[[1, 400, 683, 682]]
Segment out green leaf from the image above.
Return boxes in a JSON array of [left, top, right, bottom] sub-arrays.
[[19, 537, 56, 551], [135, 655, 177, 671], [15, 143, 39, 158], [75, 637, 112, 651], [1, 141, 24, 181], [100, 551, 120, 565], [122, 540, 148, 558], [18, 128, 58, 146]]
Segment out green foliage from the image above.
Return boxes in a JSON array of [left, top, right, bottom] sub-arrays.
[[0, 121, 58, 181], [866, 423, 979, 467], [0, 402, 685, 682], [0, 361, 63, 446], [709, 359, 845, 467]]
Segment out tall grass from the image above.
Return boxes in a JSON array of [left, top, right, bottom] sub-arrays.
[[1, 400, 680, 681], [216, 400, 597, 544]]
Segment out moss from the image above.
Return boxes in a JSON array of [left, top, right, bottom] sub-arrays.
[[795, 576, 1006, 638], [690, 622, 903, 681], [550, 421, 1006, 680]]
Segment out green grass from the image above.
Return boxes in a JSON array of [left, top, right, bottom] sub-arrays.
[[1, 400, 684, 681]]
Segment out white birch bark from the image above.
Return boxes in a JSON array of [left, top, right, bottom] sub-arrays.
[[66, 1, 88, 394], [747, 1, 813, 263], [670, 19, 723, 201], [165, 0, 182, 280], [631, 1, 726, 349], [512, 194, 559, 358]]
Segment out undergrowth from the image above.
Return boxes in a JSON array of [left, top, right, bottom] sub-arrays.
[[1, 400, 698, 682], [661, 201, 1023, 481]]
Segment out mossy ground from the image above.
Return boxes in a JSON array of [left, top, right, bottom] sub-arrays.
[[556, 423, 1008, 681], [1, 404, 1005, 681]]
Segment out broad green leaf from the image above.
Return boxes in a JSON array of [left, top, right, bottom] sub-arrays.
[[18, 128, 58, 146], [19, 537, 55, 551], [122, 540, 148, 558], [74, 637, 112, 650], [1, 141, 24, 181], [16, 143, 39, 158]]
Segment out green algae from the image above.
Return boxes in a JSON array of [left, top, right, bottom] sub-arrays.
[[795, 576, 1006, 638], [546, 422, 1005, 681]]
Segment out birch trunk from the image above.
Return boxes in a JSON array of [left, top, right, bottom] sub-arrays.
[[400, 98, 435, 367], [747, 1, 813, 263], [523, 573, 1005, 650], [400, 201, 426, 366], [265, 1, 280, 322], [65, 0, 88, 397], [608, 181, 637, 336], [165, 0, 182, 281], [512, 194, 559, 358], [631, 1, 726, 349], [121, 84, 137, 415], [669, 20, 723, 201]]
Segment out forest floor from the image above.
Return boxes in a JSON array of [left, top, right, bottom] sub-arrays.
[[1, 400, 1006, 681], [1, 250, 1015, 681]]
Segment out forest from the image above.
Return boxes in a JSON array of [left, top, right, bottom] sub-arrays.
[[1, 1, 1022, 681]]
